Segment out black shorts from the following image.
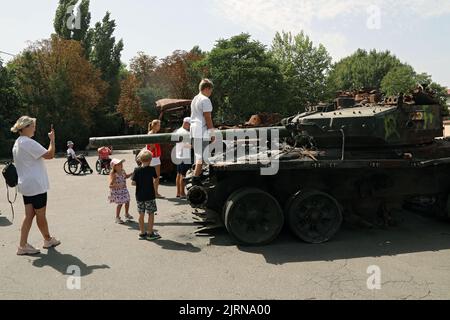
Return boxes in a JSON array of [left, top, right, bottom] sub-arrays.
[[23, 193, 48, 210], [177, 163, 191, 176]]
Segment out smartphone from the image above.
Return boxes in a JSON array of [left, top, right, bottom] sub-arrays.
[[51, 124, 54, 131]]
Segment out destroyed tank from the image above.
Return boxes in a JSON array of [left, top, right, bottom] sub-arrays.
[[89, 88, 450, 246]]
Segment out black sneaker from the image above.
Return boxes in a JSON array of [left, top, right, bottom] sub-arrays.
[[139, 233, 148, 240], [147, 232, 161, 241]]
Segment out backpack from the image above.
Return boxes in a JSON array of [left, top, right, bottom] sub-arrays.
[[2, 162, 17, 222]]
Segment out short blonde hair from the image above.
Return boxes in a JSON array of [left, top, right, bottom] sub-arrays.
[[11, 116, 36, 133], [199, 79, 213, 92], [138, 149, 153, 163]]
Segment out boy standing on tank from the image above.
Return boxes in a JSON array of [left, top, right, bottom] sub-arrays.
[[132, 150, 161, 240]]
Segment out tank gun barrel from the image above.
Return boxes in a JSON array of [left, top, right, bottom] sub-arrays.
[[89, 127, 289, 148]]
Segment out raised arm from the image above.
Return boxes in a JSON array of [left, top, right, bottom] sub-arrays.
[[42, 126, 56, 160]]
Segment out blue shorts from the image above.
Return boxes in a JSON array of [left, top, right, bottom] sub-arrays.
[[177, 163, 191, 176]]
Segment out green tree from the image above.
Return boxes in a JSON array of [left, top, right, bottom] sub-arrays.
[[205, 33, 284, 123], [130, 52, 158, 88], [271, 31, 332, 113], [186, 46, 208, 97], [0, 59, 22, 157], [154, 49, 206, 99], [11, 37, 107, 151], [328, 49, 404, 93], [72, 0, 91, 42], [329, 49, 448, 115], [89, 12, 124, 86], [117, 74, 149, 130], [87, 12, 124, 136], [415, 73, 448, 106], [381, 64, 416, 96], [54, 0, 91, 44], [55, 5, 124, 107], [137, 86, 167, 121], [54, 0, 77, 39]]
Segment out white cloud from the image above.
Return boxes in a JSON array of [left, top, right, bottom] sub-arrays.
[[210, 0, 450, 61], [316, 32, 349, 60], [213, 0, 450, 30]]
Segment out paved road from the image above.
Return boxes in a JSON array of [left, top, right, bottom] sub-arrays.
[[1, 151, 450, 300]]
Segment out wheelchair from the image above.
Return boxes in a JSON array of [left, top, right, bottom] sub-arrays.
[[63, 157, 81, 175], [64, 155, 93, 175], [96, 158, 112, 175]]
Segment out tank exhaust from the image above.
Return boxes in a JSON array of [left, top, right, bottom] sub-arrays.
[[187, 186, 209, 209]]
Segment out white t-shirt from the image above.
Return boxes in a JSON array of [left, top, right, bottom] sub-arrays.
[[12, 136, 49, 197], [67, 147, 76, 159], [174, 127, 191, 162], [190, 93, 213, 139]]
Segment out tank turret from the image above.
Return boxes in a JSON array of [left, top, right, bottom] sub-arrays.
[[283, 89, 444, 148]]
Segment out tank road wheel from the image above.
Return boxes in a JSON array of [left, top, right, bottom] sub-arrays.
[[432, 194, 450, 221], [224, 188, 284, 246], [287, 190, 343, 244]]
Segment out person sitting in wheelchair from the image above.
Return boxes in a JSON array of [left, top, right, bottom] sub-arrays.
[[97, 146, 113, 173], [67, 141, 93, 174]]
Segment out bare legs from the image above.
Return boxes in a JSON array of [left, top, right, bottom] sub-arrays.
[[176, 173, 187, 197], [20, 205, 52, 247], [20, 204, 35, 247], [125, 202, 130, 216], [138, 213, 155, 235], [116, 204, 123, 219], [154, 165, 162, 197], [139, 214, 145, 234], [35, 207, 51, 241], [116, 202, 131, 220], [176, 174, 181, 197], [147, 213, 155, 234]]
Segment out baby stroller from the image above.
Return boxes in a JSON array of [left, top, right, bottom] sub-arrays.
[[96, 146, 112, 175]]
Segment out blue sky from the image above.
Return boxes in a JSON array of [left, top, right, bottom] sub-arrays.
[[1, 0, 449, 87]]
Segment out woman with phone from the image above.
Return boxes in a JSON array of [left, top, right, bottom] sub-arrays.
[[11, 116, 61, 255]]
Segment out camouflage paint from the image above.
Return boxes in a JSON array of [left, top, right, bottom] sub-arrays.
[[384, 114, 401, 140], [423, 105, 435, 130]]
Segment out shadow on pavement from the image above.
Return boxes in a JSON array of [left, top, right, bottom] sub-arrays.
[[165, 198, 190, 206], [154, 222, 198, 227], [125, 220, 197, 230], [153, 239, 201, 253], [208, 211, 450, 265], [0, 216, 13, 227], [64, 172, 95, 178], [124, 222, 201, 252], [31, 248, 110, 276]]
